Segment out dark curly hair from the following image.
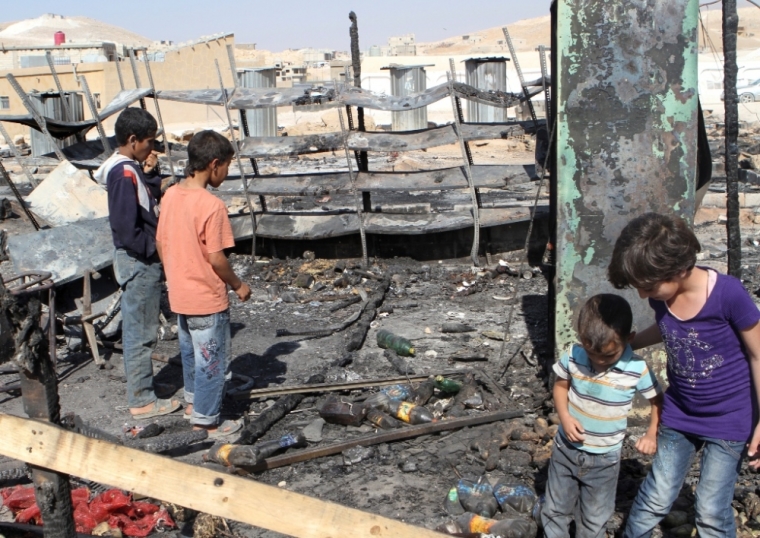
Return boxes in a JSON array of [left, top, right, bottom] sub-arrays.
[[578, 294, 633, 352]]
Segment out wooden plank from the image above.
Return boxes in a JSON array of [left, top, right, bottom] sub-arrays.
[[341, 84, 451, 111], [364, 211, 474, 235], [239, 133, 344, 158], [0, 413, 445, 538], [247, 409, 525, 471], [218, 172, 353, 196], [231, 213, 361, 240]]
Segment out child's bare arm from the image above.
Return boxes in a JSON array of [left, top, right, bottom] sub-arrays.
[[631, 323, 662, 350], [208, 250, 251, 302], [155, 240, 163, 263], [741, 322, 760, 468], [554, 378, 585, 442], [635, 393, 662, 455]]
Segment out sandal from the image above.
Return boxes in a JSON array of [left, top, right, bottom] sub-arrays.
[[131, 398, 182, 420], [202, 419, 243, 439]]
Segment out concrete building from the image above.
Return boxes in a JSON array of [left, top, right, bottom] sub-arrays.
[[388, 34, 416, 56], [0, 42, 120, 70], [0, 34, 237, 139]]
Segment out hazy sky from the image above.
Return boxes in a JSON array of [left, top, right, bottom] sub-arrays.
[[3, 1, 554, 51]]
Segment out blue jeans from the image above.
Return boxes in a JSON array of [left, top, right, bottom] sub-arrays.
[[178, 310, 231, 426], [624, 425, 744, 538], [542, 433, 621, 538], [113, 248, 162, 409]]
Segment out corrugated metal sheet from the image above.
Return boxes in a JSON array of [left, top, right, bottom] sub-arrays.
[[554, 0, 698, 371], [29, 92, 84, 157], [464, 59, 508, 123], [390, 67, 428, 131], [238, 68, 277, 137]]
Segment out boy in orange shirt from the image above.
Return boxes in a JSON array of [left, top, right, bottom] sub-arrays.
[[156, 130, 251, 438]]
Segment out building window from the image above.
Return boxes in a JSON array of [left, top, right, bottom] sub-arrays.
[[93, 93, 101, 108], [0, 96, 9, 109]]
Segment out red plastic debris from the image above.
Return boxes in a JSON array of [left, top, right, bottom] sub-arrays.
[[2, 486, 174, 536]]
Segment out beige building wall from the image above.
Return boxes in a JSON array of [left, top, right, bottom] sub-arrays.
[[0, 35, 236, 139]]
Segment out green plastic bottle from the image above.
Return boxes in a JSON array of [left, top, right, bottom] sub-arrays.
[[376, 329, 415, 356], [434, 375, 462, 394]]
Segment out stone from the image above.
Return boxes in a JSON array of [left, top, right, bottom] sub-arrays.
[[302, 418, 325, 443], [662, 510, 690, 529], [293, 273, 315, 288]]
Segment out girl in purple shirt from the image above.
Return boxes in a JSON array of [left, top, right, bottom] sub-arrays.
[[608, 213, 760, 538]]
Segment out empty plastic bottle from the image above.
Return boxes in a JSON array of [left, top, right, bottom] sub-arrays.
[[412, 376, 436, 405], [456, 478, 498, 518], [365, 392, 391, 411], [376, 329, 415, 356], [206, 432, 307, 467], [365, 407, 401, 429], [319, 396, 367, 426], [379, 384, 414, 402], [444, 486, 465, 516], [434, 375, 462, 394], [387, 400, 434, 425], [455, 512, 538, 538], [493, 482, 538, 516]]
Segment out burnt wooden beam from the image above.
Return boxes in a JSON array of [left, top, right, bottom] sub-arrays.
[[242, 409, 525, 472], [724, 0, 741, 277]]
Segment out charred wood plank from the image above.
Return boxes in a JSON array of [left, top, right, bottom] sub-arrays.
[[234, 374, 325, 445], [346, 277, 390, 352], [239, 133, 344, 158], [242, 409, 525, 472], [355, 164, 536, 192]]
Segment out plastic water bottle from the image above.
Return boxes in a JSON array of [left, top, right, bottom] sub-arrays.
[[455, 513, 537, 538], [379, 384, 414, 401], [456, 478, 498, 518], [493, 481, 538, 516], [387, 400, 433, 425], [206, 432, 306, 467], [366, 407, 401, 429], [376, 329, 415, 356]]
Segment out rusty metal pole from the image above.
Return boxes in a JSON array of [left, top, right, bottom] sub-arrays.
[[723, 0, 741, 277], [0, 272, 75, 538]]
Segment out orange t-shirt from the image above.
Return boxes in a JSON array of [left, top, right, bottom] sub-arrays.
[[156, 186, 235, 315]]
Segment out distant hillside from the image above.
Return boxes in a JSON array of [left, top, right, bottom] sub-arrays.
[[0, 13, 151, 48]]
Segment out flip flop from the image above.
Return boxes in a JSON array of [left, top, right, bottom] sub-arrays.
[[204, 419, 243, 439], [131, 398, 182, 420]]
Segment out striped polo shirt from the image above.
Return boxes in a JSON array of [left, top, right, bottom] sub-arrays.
[[554, 343, 661, 454]]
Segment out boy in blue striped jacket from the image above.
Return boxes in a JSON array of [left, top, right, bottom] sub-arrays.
[[542, 294, 663, 538]]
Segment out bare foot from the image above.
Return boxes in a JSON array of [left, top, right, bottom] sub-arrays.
[[184, 404, 193, 418]]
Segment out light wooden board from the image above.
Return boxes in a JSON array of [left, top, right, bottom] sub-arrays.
[[0, 413, 444, 538]]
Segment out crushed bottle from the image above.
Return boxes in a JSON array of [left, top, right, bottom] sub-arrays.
[[456, 478, 498, 518], [380, 384, 414, 402], [318, 396, 367, 426], [444, 486, 466, 516], [376, 329, 415, 356], [493, 482, 538, 517], [434, 375, 462, 394], [412, 376, 436, 405], [205, 432, 306, 467], [366, 407, 401, 429], [365, 392, 391, 411], [387, 400, 434, 425], [454, 512, 538, 538]]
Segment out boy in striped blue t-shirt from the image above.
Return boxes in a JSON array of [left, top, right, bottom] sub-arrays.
[[542, 294, 663, 538]]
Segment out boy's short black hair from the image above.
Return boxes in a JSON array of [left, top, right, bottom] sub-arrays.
[[186, 130, 235, 176], [608, 212, 701, 290], [114, 107, 157, 146], [577, 294, 633, 352]]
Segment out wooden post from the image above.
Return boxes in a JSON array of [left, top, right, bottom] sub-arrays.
[[724, 0, 741, 277]]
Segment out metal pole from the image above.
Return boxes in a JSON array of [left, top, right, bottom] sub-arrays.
[[723, 0, 741, 277], [0, 122, 39, 188], [538, 45, 551, 129], [338, 109, 368, 267], [128, 49, 147, 110], [78, 75, 112, 155], [503, 27, 538, 127], [6, 74, 67, 162], [447, 67, 481, 267], [215, 60, 257, 263], [114, 57, 126, 91], [141, 53, 177, 186], [226, 44, 266, 212]]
